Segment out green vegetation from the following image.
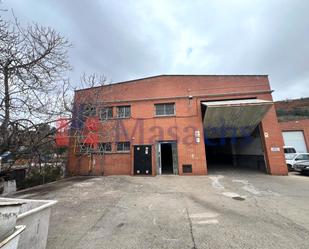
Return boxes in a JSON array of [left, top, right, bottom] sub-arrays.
[[276, 107, 309, 121], [19, 165, 63, 189]]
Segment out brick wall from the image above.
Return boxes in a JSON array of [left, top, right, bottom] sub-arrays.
[[67, 75, 288, 176], [279, 119, 309, 152]]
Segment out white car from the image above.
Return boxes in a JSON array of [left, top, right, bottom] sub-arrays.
[[284, 146, 296, 154], [293, 161, 309, 175], [285, 153, 309, 171]]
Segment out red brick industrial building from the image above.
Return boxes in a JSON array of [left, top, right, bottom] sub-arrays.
[[67, 75, 288, 176]]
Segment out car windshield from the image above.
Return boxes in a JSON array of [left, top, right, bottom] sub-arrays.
[[285, 153, 297, 160], [284, 148, 296, 153], [295, 154, 309, 161]]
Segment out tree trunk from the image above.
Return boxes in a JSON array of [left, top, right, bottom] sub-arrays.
[[1, 67, 10, 150]]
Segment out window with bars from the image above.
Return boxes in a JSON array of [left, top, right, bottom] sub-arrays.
[[116, 106, 131, 118], [83, 104, 96, 117], [116, 141, 130, 152], [99, 107, 113, 120], [79, 143, 94, 153], [155, 103, 175, 116], [98, 142, 112, 153]]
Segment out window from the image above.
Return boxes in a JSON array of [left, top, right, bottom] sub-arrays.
[[116, 106, 131, 118], [284, 147, 296, 154], [295, 154, 309, 161], [100, 107, 113, 120], [98, 142, 112, 153], [285, 154, 297, 160], [116, 141, 130, 152], [155, 103, 175, 116], [79, 143, 94, 153], [83, 104, 96, 117]]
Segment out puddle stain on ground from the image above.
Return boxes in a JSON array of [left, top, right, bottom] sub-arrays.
[[232, 179, 280, 196], [209, 175, 225, 189], [232, 196, 245, 201]]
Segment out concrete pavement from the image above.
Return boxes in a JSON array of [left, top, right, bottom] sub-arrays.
[[9, 170, 309, 249]]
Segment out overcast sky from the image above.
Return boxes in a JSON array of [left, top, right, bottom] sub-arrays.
[[3, 0, 309, 100]]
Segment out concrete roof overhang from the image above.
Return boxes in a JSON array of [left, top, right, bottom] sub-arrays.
[[202, 99, 273, 139]]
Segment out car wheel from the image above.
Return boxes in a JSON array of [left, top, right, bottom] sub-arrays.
[[301, 170, 309, 176], [287, 164, 293, 171]]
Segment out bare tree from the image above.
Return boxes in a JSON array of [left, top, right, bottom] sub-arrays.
[[69, 73, 115, 175], [0, 13, 71, 155]]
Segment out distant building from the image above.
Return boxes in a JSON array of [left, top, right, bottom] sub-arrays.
[[274, 98, 309, 153]]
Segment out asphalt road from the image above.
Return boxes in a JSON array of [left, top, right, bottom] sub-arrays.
[[9, 170, 309, 249]]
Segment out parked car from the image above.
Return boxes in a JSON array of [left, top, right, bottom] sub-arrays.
[[284, 146, 296, 155], [293, 160, 309, 175], [0, 151, 13, 162], [0, 151, 15, 171], [285, 153, 309, 171]]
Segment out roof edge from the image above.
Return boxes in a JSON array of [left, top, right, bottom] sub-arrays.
[[75, 74, 269, 92]]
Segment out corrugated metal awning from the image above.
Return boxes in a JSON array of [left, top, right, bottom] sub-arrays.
[[202, 99, 273, 139]]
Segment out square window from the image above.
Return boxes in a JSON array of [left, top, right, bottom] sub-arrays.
[[83, 104, 96, 117], [117, 106, 131, 118], [100, 107, 113, 120], [116, 141, 130, 152], [79, 143, 93, 153], [98, 142, 112, 153], [155, 103, 175, 116]]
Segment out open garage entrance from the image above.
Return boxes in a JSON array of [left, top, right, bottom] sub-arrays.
[[205, 127, 267, 172], [202, 99, 272, 173]]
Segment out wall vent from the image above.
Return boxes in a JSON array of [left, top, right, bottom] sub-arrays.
[[183, 164, 192, 173]]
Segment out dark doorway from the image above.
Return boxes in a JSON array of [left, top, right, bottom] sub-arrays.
[[205, 127, 267, 173], [134, 145, 152, 175], [205, 138, 234, 165], [161, 143, 174, 174]]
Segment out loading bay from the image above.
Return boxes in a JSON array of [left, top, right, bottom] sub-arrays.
[[9, 171, 309, 249]]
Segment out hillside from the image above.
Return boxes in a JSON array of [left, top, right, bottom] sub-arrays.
[[275, 97, 309, 122]]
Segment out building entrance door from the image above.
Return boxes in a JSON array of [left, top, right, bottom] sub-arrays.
[[156, 141, 178, 175], [134, 145, 152, 175]]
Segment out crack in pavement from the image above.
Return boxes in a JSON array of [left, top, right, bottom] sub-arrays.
[[186, 207, 198, 249]]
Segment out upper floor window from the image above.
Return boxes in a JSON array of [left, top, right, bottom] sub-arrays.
[[100, 107, 113, 120], [117, 106, 131, 118], [83, 104, 96, 117], [155, 103, 175, 116], [116, 141, 130, 152]]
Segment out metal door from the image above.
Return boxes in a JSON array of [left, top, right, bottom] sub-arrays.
[[156, 141, 178, 175], [134, 145, 152, 175], [171, 142, 179, 174], [156, 143, 162, 175]]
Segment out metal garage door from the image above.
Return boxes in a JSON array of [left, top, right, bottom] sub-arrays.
[[282, 131, 308, 153], [202, 99, 273, 138]]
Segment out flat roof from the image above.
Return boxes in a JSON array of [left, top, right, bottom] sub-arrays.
[[75, 74, 269, 92]]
